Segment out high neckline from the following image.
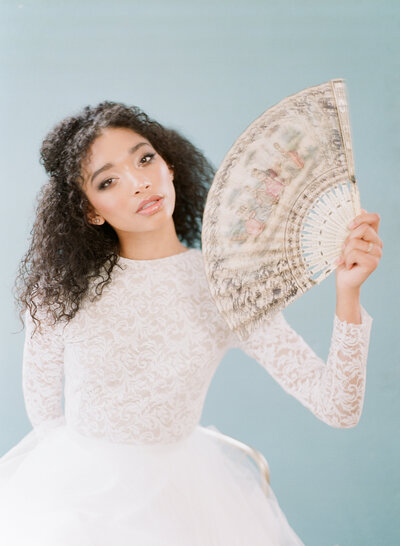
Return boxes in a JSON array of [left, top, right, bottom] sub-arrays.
[[117, 247, 197, 265]]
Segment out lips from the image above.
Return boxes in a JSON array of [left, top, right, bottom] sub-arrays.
[[136, 195, 163, 212]]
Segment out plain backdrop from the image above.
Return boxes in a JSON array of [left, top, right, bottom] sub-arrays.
[[0, 1, 399, 545]]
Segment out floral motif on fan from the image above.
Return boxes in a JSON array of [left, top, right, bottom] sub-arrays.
[[201, 79, 361, 341]]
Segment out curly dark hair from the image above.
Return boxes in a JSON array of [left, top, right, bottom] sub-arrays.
[[13, 101, 215, 335]]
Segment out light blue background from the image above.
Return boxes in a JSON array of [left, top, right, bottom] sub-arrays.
[[1, 1, 399, 544]]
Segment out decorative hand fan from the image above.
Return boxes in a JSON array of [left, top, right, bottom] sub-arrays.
[[201, 78, 361, 341]]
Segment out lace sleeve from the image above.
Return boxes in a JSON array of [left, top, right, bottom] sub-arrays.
[[228, 305, 373, 428], [22, 307, 66, 438]]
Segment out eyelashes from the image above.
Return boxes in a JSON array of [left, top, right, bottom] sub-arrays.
[[98, 179, 115, 190], [98, 152, 156, 190], [140, 152, 156, 165]]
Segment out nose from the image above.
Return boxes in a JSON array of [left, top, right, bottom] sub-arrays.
[[123, 165, 151, 193], [132, 179, 151, 194]]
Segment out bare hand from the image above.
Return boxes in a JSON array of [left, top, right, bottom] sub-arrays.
[[335, 209, 383, 292]]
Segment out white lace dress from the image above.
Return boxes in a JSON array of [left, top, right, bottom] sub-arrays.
[[0, 247, 373, 545]]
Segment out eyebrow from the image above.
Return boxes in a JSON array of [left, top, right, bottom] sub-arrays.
[[90, 142, 149, 185]]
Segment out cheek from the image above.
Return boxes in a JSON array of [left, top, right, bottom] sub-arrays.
[[158, 164, 176, 204], [92, 192, 127, 218]]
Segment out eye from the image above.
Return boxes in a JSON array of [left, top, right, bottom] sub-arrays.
[[98, 178, 115, 190], [140, 152, 155, 165]]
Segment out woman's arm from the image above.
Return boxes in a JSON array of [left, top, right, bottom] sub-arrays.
[[229, 305, 373, 428], [227, 209, 381, 428], [22, 306, 65, 438]]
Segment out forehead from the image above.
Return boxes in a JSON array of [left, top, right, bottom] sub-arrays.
[[89, 127, 148, 157], [82, 127, 150, 175]]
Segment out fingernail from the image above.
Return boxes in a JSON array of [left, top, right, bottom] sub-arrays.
[[348, 220, 355, 229]]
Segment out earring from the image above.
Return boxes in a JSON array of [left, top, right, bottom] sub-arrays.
[[93, 218, 100, 224]]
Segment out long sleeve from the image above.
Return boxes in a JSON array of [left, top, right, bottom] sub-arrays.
[[228, 304, 373, 428], [22, 307, 66, 438]]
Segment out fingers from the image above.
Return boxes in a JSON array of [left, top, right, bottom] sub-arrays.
[[339, 246, 381, 271], [348, 210, 380, 234], [341, 237, 383, 260], [336, 209, 383, 274], [345, 223, 383, 248], [337, 234, 382, 269]]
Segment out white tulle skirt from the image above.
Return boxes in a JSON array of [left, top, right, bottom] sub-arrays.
[[0, 423, 304, 545]]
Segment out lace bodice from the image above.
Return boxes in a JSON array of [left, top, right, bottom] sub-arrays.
[[22, 248, 373, 445]]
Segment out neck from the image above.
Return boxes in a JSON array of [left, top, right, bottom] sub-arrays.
[[117, 220, 187, 261]]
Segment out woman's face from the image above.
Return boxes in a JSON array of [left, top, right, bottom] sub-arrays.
[[81, 127, 176, 235]]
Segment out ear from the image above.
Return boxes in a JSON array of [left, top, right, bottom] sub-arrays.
[[168, 163, 174, 179], [86, 207, 104, 226], [84, 201, 100, 225], [89, 215, 104, 225]]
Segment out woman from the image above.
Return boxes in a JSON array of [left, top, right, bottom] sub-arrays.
[[0, 101, 382, 545]]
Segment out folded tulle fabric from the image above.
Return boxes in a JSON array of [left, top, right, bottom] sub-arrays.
[[0, 423, 304, 546]]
